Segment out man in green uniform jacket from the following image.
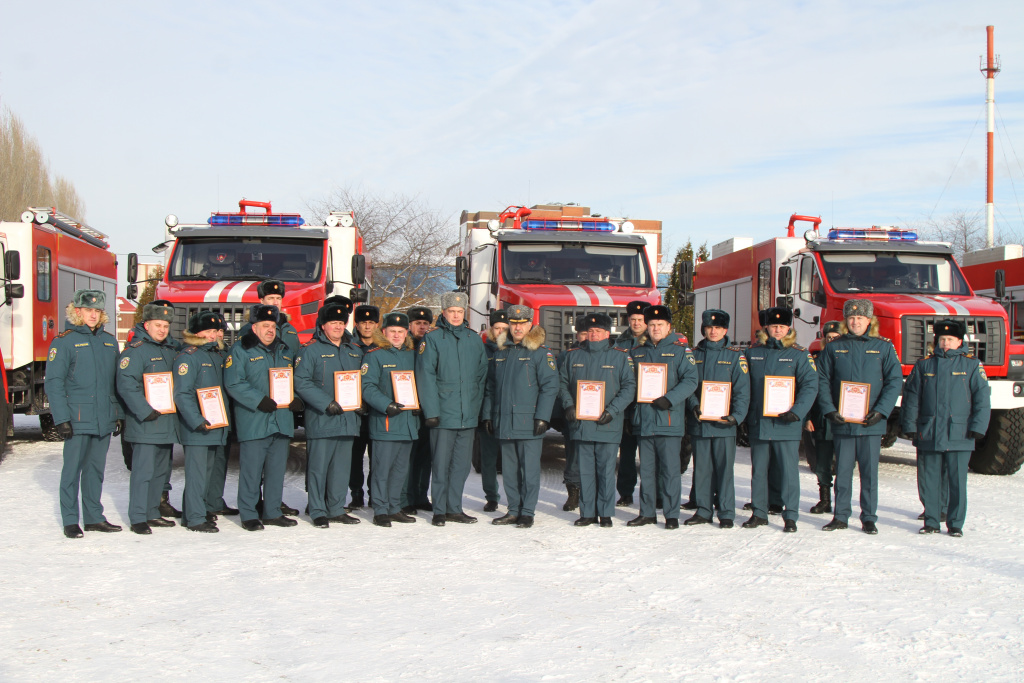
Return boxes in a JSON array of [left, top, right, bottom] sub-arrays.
[[46, 290, 124, 538], [901, 319, 990, 536], [238, 279, 301, 355]]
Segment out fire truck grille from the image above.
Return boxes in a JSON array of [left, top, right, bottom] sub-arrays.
[[538, 306, 628, 355], [900, 316, 1004, 366], [169, 303, 252, 347]]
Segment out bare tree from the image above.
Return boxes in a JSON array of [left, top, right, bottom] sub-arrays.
[[306, 184, 458, 313], [911, 209, 1024, 263]]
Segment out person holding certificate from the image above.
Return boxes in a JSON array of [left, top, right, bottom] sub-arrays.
[[224, 304, 300, 531], [481, 305, 559, 528], [294, 301, 365, 528], [558, 313, 636, 527], [361, 312, 421, 527], [626, 305, 698, 529], [742, 307, 819, 533], [901, 320, 990, 537], [684, 309, 750, 529], [173, 311, 229, 533], [815, 299, 902, 534]]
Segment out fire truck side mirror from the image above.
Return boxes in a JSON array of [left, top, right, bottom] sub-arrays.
[[350, 288, 369, 303], [778, 266, 793, 295], [3, 250, 20, 281], [455, 256, 469, 288], [127, 253, 139, 284], [126, 283, 139, 300], [5, 283, 24, 301], [995, 269, 1006, 299], [351, 255, 366, 286]]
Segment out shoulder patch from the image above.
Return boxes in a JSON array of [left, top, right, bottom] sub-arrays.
[[119, 357, 130, 369], [360, 363, 369, 375], [178, 362, 189, 376], [366, 347, 381, 354], [57, 330, 72, 338], [738, 357, 749, 374], [129, 339, 144, 348], [673, 339, 688, 347], [613, 346, 629, 353], [302, 340, 317, 348], [48, 348, 57, 361], [547, 352, 556, 371], [224, 356, 233, 369], [729, 346, 745, 353], [418, 342, 425, 354], [688, 354, 695, 365], [295, 356, 301, 367], [793, 344, 807, 351], [807, 353, 816, 372], [184, 346, 198, 354]]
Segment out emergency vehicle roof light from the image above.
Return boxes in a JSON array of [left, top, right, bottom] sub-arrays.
[[620, 221, 635, 233], [165, 214, 178, 228], [827, 227, 918, 242], [208, 213, 305, 227], [521, 217, 615, 232]]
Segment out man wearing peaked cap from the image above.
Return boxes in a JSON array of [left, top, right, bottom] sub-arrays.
[[347, 304, 380, 509], [474, 308, 510, 514], [614, 300, 652, 507], [901, 319, 990, 537], [238, 280, 300, 357]]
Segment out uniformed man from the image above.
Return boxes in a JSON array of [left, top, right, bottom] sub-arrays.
[[348, 304, 380, 509], [684, 309, 750, 528], [627, 305, 698, 529], [807, 320, 841, 514], [556, 313, 589, 512], [361, 312, 421, 527], [558, 313, 636, 527], [416, 292, 488, 526], [224, 304, 300, 531], [173, 311, 228, 533], [116, 301, 180, 534], [401, 305, 436, 515], [742, 307, 818, 532], [816, 299, 902, 534], [901, 319, 991, 536], [478, 309, 509, 512], [294, 301, 364, 528], [238, 280, 300, 355], [205, 312, 239, 517], [481, 304, 559, 528], [614, 300, 650, 507], [46, 290, 124, 538]]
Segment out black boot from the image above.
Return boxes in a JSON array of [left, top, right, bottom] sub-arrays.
[[373, 515, 392, 527], [130, 522, 152, 534], [483, 501, 499, 512], [822, 518, 848, 531], [160, 491, 181, 518], [516, 516, 534, 528], [810, 485, 832, 514], [492, 513, 519, 526], [562, 484, 580, 512], [742, 515, 768, 528], [626, 515, 657, 527], [599, 517, 613, 527], [574, 517, 597, 526], [783, 519, 797, 533], [63, 524, 84, 538]]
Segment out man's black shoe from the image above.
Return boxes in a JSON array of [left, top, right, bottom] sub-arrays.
[[626, 515, 657, 527], [483, 501, 499, 512], [373, 515, 392, 527], [84, 520, 122, 533], [683, 514, 710, 526], [312, 517, 330, 529], [862, 521, 878, 535], [401, 505, 418, 515], [446, 512, 478, 524], [431, 515, 446, 527], [130, 522, 152, 535], [665, 518, 679, 530], [719, 519, 734, 529], [742, 515, 768, 528], [327, 514, 360, 525], [574, 517, 597, 527], [416, 502, 434, 512], [681, 501, 698, 511], [783, 519, 797, 533], [241, 519, 264, 531], [187, 522, 219, 533], [616, 496, 633, 507], [262, 516, 298, 527], [822, 518, 848, 531], [919, 525, 939, 534], [599, 517, 613, 527], [148, 517, 175, 528], [64, 524, 84, 538], [492, 514, 519, 526], [391, 512, 417, 523], [281, 503, 299, 517], [768, 505, 783, 515], [516, 516, 534, 528], [948, 527, 963, 537], [212, 507, 239, 516]]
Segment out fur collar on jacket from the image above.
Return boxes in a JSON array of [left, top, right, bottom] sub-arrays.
[[184, 330, 225, 350], [838, 316, 881, 338], [371, 329, 415, 351], [495, 324, 546, 351], [65, 302, 111, 330], [755, 328, 798, 347]]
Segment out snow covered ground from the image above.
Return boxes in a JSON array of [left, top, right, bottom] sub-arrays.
[[1, 415, 1022, 682]]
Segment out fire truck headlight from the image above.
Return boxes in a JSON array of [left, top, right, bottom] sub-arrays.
[[487, 219, 501, 231], [326, 214, 339, 227], [20, 210, 34, 223], [165, 214, 178, 228], [620, 221, 635, 233], [804, 229, 819, 243]]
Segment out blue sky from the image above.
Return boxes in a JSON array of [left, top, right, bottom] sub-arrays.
[[2, 1, 1023, 262]]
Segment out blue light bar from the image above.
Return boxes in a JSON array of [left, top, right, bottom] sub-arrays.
[[827, 228, 917, 242], [208, 214, 305, 227], [521, 219, 614, 232]]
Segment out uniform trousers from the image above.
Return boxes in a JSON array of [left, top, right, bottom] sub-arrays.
[[562, 435, 581, 487], [238, 434, 289, 522], [429, 427, 474, 515], [205, 443, 230, 512], [500, 438, 543, 517], [834, 434, 880, 524], [478, 429, 501, 504], [616, 429, 638, 498], [182, 445, 217, 527], [638, 435, 682, 518], [917, 456, 949, 515], [577, 441, 618, 518], [692, 435, 736, 522], [401, 427, 433, 509], [59, 433, 111, 526], [372, 440, 412, 516], [917, 450, 969, 530], [750, 438, 800, 522], [307, 437, 354, 519], [129, 443, 173, 524]]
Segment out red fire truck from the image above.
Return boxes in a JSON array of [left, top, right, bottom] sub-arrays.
[[128, 199, 368, 346], [692, 214, 1024, 475], [0, 208, 118, 441], [455, 204, 662, 352]]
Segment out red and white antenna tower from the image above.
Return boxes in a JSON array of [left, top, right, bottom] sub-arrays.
[[981, 25, 1001, 248]]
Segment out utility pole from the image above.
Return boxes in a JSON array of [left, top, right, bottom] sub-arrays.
[[981, 25, 1000, 248]]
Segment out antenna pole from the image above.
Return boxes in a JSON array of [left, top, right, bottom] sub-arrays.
[[982, 25, 1000, 248]]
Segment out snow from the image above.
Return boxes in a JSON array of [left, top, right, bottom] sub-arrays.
[[1, 415, 1022, 682]]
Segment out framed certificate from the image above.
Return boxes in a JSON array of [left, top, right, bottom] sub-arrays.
[[197, 387, 229, 428], [637, 363, 668, 403], [839, 381, 871, 424], [390, 370, 420, 410], [576, 380, 606, 421], [763, 375, 796, 417], [334, 370, 362, 411], [143, 372, 176, 414], [699, 381, 732, 421], [270, 367, 294, 407]]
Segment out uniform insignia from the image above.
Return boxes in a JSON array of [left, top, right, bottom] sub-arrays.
[[57, 330, 72, 338], [129, 339, 143, 348], [979, 364, 987, 380], [738, 357, 749, 374], [295, 356, 301, 367], [224, 356, 233, 369], [807, 354, 816, 372], [178, 363, 189, 376], [119, 357, 130, 369], [688, 355, 695, 365], [418, 343, 425, 354], [48, 348, 57, 361], [361, 363, 369, 375], [547, 353, 556, 371]]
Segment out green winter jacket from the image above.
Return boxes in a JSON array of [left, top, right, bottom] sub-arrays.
[[293, 327, 364, 439], [482, 325, 560, 440], [629, 332, 699, 437], [558, 338, 636, 443], [117, 324, 180, 445], [744, 330, 819, 441], [223, 330, 295, 442], [361, 331, 420, 441], [900, 346, 991, 452], [415, 315, 488, 429], [685, 336, 751, 438], [173, 333, 229, 446]]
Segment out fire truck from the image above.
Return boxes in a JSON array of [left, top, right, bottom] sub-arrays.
[[0, 208, 118, 441], [127, 199, 368, 346], [692, 214, 1024, 475], [455, 204, 662, 352]]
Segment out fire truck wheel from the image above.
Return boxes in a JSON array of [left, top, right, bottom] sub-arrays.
[[970, 408, 1024, 476], [39, 413, 63, 442], [0, 396, 9, 462], [800, 431, 817, 471]]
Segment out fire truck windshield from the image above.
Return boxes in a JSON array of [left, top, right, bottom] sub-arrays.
[[168, 238, 324, 282], [501, 243, 650, 286], [820, 252, 969, 295]]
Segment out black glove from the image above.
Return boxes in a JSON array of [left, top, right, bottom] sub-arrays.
[[325, 401, 344, 416], [597, 410, 614, 425], [354, 404, 368, 416], [863, 411, 884, 427], [385, 402, 404, 417], [424, 416, 440, 428], [112, 419, 124, 437], [903, 432, 917, 440], [565, 406, 576, 423], [825, 411, 845, 425], [692, 407, 702, 420], [56, 421, 74, 440], [289, 397, 305, 413], [721, 415, 737, 426], [652, 396, 672, 411], [969, 431, 986, 440], [482, 419, 493, 436], [533, 419, 549, 436], [144, 409, 161, 422], [777, 411, 801, 423], [258, 396, 278, 413], [196, 420, 212, 433]]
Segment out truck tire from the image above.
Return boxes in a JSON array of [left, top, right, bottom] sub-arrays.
[[970, 408, 1024, 475], [39, 413, 63, 442], [0, 393, 9, 462]]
